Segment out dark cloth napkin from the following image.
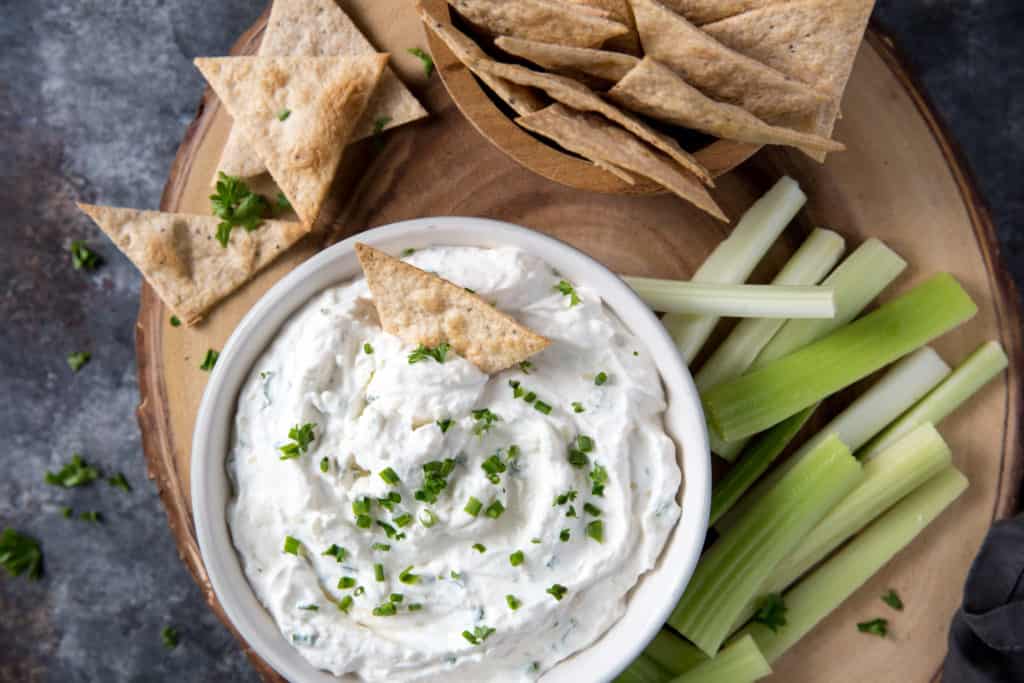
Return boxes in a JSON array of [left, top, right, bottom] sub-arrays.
[[943, 512, 1024, 682]]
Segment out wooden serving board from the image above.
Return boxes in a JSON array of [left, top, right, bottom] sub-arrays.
[[136, 3, 1023, 682]]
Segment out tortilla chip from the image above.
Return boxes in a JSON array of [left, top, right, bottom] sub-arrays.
[[216, 0, 427, 180], [419, 8, 545, 116], [659, 0, 784, 25], [355, 243, 550, 374], [628, 0, 832, 131], [446, 0, 629, 48], [608, 57, 843, 155], [474, 59, 713, 186], [195, 55, 386, 227], [565, 0, 642, 54], [518, 104, 726, 221], [78, 204, 307, 326], [495, 37, 639, 83], [592, 159, 637, 185]]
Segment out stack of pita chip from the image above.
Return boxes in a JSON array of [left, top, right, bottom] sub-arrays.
[[78, 0, 428, 326], [423, 0, 874, 219]]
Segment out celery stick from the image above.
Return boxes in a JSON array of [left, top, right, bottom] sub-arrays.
[[703, 274, 977, 443], [616, 654, 672, 683], [663, 177, 806, 363], [730, 423, 952, 631], [667, 636, 771, 683], [753, 238, 907, 367], [716, 346, 951, 531], [645, 629, 708, 676], [709, 406, 816, 526], [669, 435, 862, 656], [860, 341, 1008, 461], [696, 228, 845, 394], [625, 278, 836, 319], [734, 467, 968, 663]]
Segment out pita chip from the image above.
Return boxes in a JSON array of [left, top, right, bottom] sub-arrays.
[[495, 37, 639, 83], [518, 104, 726, 221], [355, 243, 550, 374], [216, 0, 427, 180], [659, 0, 785, 25], [195, 55, 386, 227], [446, 0, 629, 48], [419, 8, 544, 116], [78, 204, 307, 326], [608, 57, 843, 155], [474, 59, 713, 186], [565, 0, 642, 54], [628, 0, 832, 131]]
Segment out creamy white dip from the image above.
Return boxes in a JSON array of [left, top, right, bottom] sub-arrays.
[[227, 246, 681, 681]]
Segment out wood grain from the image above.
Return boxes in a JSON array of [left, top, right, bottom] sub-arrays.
[[138, 3, 1022, 681]]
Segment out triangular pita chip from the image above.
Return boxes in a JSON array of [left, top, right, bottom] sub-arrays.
[[608, 57, 843, 155], [446, 0, 629, 48], [216, 0, 427, 180], [195, 55, 387, 227], [658, 0, 787, 25], [518, 104, 726, 221], [628, 0, 832, 132], [419, 8, 545, 117], [78, 204, 308, 326], [355, 243, 550, 374], [565, 0, 642, 54], [495, 37, 639, 83], [473, 59, 713, 186]]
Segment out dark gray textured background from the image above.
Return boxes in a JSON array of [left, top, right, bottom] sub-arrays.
[[0, 1, 1021, 681]]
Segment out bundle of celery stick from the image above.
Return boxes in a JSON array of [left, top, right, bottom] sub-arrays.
[[621, 177, 1009, 683]]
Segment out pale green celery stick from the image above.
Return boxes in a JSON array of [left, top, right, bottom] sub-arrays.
[[703, 274, 977, 443], [753, 238, 907, 367], [669, 435, 862, 656], [696, 228, 845, 394], [615, 654, 672, 683], [625, 278, 835, 319], [729, 422, 952, 632], [663, 177, 806, 364], [734, 466, 968, 663], [667, 635, 771, 683], [645, 629, 708, 676], [860, 341, 1009, 461], [709, 406, 817, 526], [715, 346, 951, 532]]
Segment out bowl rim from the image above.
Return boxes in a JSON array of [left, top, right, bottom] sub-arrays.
[[420, 0, 761, 194], [192, 217, 711, 683]]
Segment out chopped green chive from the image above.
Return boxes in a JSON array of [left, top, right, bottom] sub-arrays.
[[462, 625, 495, 645], [79, 511, 102, 523], [107, 472, 131, 492], [567, 449, 589, 469], [376, 520, 402, 539], [401, 248, 416, 257], [553, 490, 577, 506], [590, 464, 608, 497], [572, 402, 585, 413], [385, 594, 402, 605], [408, 603, 423, 612], [437, 418, 453, 433], [353, 497, 372, 515], [380, 467, 401, 485], [594, 372, 608, 386], [857, 618, 889, 638], [45, 454, 99, 488], [450, 571, 462, 580], [60, 506, 72, 519], [373, 602, 397, 616], [399, 566, 420, 584], [472, 543, 487, 553], [277, 108, 291, 121], [534, 400, 552, 415], [555, 280, 581, 306], [353, 586, 365, 596], [319, 457, 329, 473], [283, 536, 302, 555], [323, 544, 347, 562], [70, 240, 102, 271], [519, 361, 534, 374], [465, 496, 483, 517], [418, 509, 438, 527], [408, 342, 450, 364], [576, 435, 594, 452], [546, 584, 568, 601], [339, 595, 354, 613], [363, 342, 374, 354], [338, 577, 357, 589], [371, 543, 391, 552], [585, 520, 604, 543], [485, 500, 505, 519], [566, 505, 577, 518], [753, 594, 787, 632], [531, 537, 542, 544], [559, 529, 570, 542], [356, 514, 372, 529], [509, 380, 525, 398], [471, 408, 502, 436], [170, 315, 181, 327], [279, 423, 316, 460], [199, 349, 219, 372], [374, 563, 385, 582], [583, 502, 602, 517], [523, 391, 537, 404], [161, 626, 179, 650], [481, 453, 507, 483], [882, 590, 904, 611], [67, 351, 91, 373], [414, 458, 456, 504], [407, 47, 435, 77], [509, 550, 524, 567], [299, 604, 318, 611], [377, 491, 402, 510], [393, 513, 413, 528], [506, 595, 522, 610]]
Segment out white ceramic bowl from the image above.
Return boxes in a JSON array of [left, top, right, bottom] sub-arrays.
[[192, 217, 711, 683]]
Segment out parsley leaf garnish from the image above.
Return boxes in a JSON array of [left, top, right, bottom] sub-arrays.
[[70, 240, 103, 271], [277, 108, 291, 121], [373, 116, 392, 150], [275, 192, 292, 214], [108, 472, 131, 492], [209, 172, 271, 247], [753, 594, 787, 632], [79, 511, 102, 523], [408, 47, 434, 77], [161, 626, 180, 650], [546, 584, 567, 601], [67, 352, 91, 373], [199, 349, 219, 371], [0, 528, 43, 580], [555, 280, 581, 306], [518, 361, 533, 374], [408, 342, 450, 364], [45, 454, 100, 488], [169, 315, 181, 327], [462, 624, 495, 645], [279, 423, 316, 460], [881, 589, 903, 611], [857, 618, 888, 638]]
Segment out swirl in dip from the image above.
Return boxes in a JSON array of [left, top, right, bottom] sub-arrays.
[[227, 246, 682, 681]]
